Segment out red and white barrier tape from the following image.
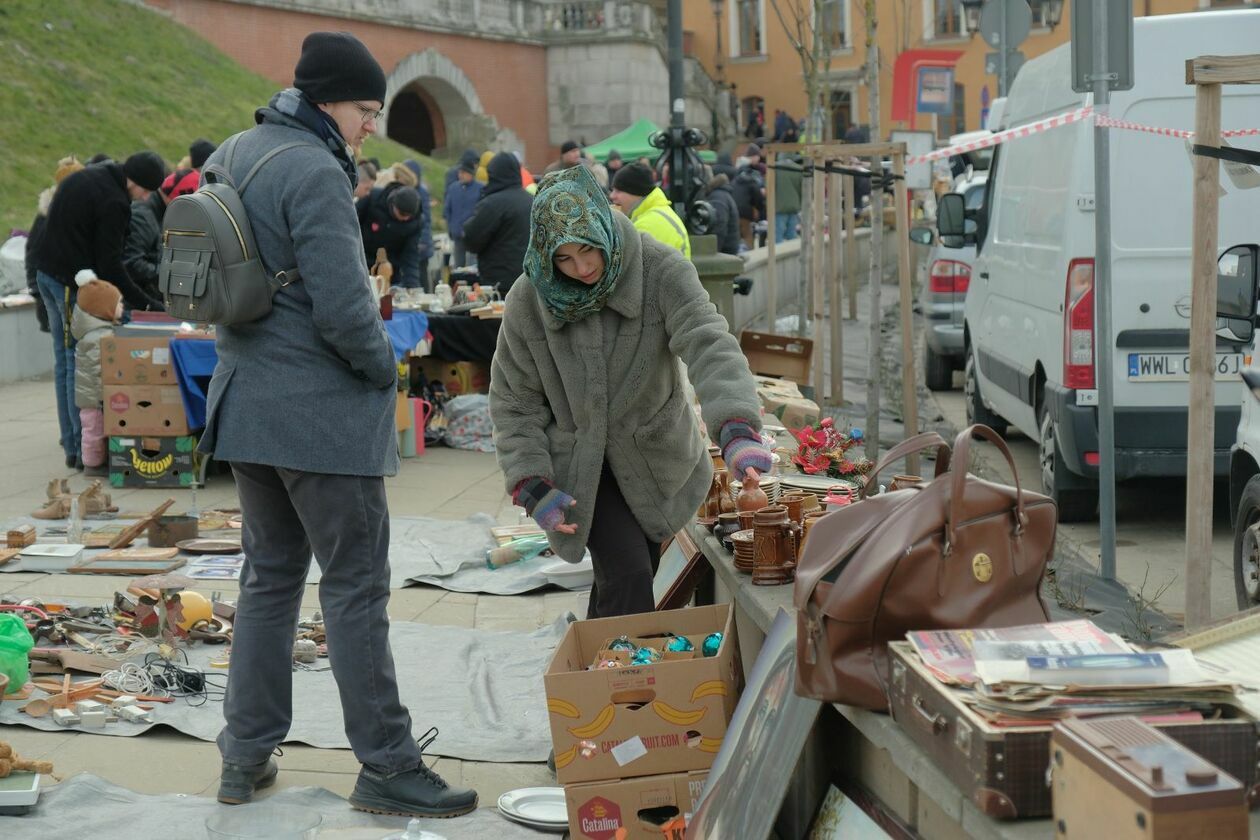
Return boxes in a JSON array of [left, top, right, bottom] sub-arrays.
[[905, 106, 1260, 166]]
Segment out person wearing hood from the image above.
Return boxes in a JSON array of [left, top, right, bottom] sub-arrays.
[[30, 150, 167, 469], [123, 174, 176, 301], [196, 31, 478, 819], [462, 151, 534, 297], [357, 183, 426, 288], [609, 163, 691, 258], [26, 156, 85, 334], [712, 151, 738, 183], [70, 273, 123, 476], [401, 159, 435, 276], [490, 165, 770, 619], [443, 159, 482, 269], [604, 149, 624, 187], [703, 172, 741, 256]]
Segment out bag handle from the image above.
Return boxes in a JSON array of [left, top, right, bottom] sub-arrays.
[[201, 132, 245, 189], [946, 424, 1026, 552], [862, 431, 951, 495]]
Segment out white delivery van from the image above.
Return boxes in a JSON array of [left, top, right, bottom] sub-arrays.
[[937, 10, 1260, 522]]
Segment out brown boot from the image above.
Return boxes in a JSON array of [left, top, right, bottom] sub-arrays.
[[32, 497, 69, 520], [79, 481, 116, 515], [45, 479, 70, 501]]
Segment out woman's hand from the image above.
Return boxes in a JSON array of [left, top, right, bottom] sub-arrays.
[[514, 477, 579, 534]]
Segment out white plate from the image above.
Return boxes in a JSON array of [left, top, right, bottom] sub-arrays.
[[779, 473, 852, 492], [540, 558, 594, 591], [498, 787, 568, 830]]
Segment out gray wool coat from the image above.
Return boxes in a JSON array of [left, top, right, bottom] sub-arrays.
[[490, 213, 762, 562], [198, 112, 399, 476]]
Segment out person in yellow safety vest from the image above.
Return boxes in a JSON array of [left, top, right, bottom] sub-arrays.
[[609, 163, 691, 258]]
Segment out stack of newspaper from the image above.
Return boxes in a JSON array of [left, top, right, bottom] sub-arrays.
[[906, 620, 1248, 727]]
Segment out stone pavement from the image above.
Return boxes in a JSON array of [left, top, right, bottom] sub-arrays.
[[0, 378, 569, 807]]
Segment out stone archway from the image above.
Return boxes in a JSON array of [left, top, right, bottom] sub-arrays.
[[383, 49, 494, 157]]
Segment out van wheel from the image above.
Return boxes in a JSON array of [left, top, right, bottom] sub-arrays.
[[1233, 475, 1260, 611], [925, 345, 955, 391], [964, 350, 1006, 435], [1037, 403, 1098, 522]]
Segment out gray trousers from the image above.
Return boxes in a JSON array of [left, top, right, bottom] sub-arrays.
[[219, 462, 423, 774]]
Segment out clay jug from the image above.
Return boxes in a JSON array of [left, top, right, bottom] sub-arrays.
[[751, 504, 800, 586], [736, 473, 769, 513], [714, 513, 741, 551]]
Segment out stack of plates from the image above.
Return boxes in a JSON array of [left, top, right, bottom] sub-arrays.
[[540, 557, 594, 590], [498, 787, 568, 833], [728, 475, 781, 505], [730, 529, 755, 573], [779, 473, 861, 506]]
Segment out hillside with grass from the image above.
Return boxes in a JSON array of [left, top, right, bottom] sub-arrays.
[[0, 0, 449, 234]]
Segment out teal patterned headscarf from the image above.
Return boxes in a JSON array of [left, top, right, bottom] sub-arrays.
[[524, 164, 624, 323]]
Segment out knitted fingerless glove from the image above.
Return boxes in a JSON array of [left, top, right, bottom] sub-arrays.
[[512, 477, 575, 532], [719, 419, 773, 478]]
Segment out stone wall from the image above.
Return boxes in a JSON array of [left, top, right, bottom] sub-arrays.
[[0, 306, 53, 386], [546, 40, 669, 148]]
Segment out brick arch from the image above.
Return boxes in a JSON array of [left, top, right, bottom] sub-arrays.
[[382, 49, 490, 157]]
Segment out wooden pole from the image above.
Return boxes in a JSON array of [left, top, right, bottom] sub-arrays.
[[893, 149, 919, 476], [829, 166, 843, 406], [766, 150, 778, 332], [812, 151, 827, 398], [1184, 82, 1222, 630], [843, 175, 858, 320]]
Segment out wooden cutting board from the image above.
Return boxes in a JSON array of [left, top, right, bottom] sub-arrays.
[[93, 546, 180, 561], [0, 548, 20, 568]]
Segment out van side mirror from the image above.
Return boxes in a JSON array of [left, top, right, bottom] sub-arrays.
[[1217, 244, 1259, 343], [908, 226, 934, 246], [936, 193, 967, 239]]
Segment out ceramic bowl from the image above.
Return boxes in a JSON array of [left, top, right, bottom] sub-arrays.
[[540, 557, 594, 591]]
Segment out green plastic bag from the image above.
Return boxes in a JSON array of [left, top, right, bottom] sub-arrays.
[[0, 612, 35, 693]]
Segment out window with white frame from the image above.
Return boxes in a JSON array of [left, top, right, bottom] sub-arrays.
[[736, 0, 764, 56], [818, 0, 849, 51]]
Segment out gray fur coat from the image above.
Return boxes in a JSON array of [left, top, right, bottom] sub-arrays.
[[490, 213, 762, 561], [198, 109, 398, 476]]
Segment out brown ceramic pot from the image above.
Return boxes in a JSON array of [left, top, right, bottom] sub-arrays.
[[889, 474, 924, 492], [714, 512, 742, 551], [736, 477, 769, 513], [799, 510, 828, 552], [751, 504, 800, 586]]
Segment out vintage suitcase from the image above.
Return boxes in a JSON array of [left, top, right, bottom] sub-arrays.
[[887, 641, 1260, 819]]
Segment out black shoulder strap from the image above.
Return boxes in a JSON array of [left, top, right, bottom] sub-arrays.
[[1193, 143, 1260, 168]]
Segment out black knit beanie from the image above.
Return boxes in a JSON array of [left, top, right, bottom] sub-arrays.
[[612, 162, 655, 197], [388, 186, 421, 218], [189, 138, 217, 169], [293, 31, 386, 104], [123, 151, 166, 192]]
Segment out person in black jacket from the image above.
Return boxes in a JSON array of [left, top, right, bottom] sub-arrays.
[[123, 180, 173, 301], [703, 173, 741, 256], [30, 152, 166, 469], [732, 145, 766, 248], [357, 183, 425, 288], [462, 151, 534, 297]]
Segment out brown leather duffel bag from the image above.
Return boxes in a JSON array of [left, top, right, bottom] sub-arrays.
[[793, 425, 1055, 711]]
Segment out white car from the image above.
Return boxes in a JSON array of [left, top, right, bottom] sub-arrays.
[[936, 10, 1260, 522]]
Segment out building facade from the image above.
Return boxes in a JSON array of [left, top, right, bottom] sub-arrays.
[[683, 0, 1224, 143]]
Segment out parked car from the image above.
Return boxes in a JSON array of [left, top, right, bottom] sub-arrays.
[[1221, 247, 1260, 610], [936, 10, 1260, 522], [914, 171, 988, 391]]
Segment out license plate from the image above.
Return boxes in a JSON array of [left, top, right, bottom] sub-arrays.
[[1127, 352, 1243, 382]]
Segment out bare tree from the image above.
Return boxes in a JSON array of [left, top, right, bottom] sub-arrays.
[[767, 0, 842, 141]]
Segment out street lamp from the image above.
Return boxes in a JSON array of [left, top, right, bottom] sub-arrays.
[[711, 0, 725, 82], [960, 0, 984, 36]]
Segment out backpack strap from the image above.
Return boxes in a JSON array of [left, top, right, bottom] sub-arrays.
[[201, 132, 246, 189], [239, 142, 308, 195]]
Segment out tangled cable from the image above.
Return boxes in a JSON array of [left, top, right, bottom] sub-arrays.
[[142, 651, 227, 707], [101, 662, 165, 698]]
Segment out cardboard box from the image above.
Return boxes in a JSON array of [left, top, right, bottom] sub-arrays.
[[758, 390, 821, 430], [108, 436, 199, 488], [566, 770, 707, 840], [545, 604, 740, 784], [740, 331, 813, 384], [395, 390, 412, 433], [416, 357, 491, 396], [104, 385, 190, 436], [100, 334, 175, 385]]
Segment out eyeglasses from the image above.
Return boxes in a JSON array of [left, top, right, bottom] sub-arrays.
[[352, 102, 384, 123]]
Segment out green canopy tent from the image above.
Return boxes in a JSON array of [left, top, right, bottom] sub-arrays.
[[583, 118, 716, 164]]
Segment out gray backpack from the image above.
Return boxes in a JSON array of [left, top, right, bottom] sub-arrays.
[[158, 132, 304, 325]]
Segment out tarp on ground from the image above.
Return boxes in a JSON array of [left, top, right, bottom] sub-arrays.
[[584, 118, 717, 164], [0, 616, 565, 762]]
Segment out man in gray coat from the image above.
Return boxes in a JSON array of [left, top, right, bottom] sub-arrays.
[[199, 31, 477, 819]]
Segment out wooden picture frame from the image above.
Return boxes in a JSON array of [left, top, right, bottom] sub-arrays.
[[654, 528, 704, 611], [67, 556, 185, 576]]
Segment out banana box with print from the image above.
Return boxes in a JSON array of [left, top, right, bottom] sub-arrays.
[[544, 604, 740, 784], [108, 435, 200, 488], [99, 332, 176, 385]]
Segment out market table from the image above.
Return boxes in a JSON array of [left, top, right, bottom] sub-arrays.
[[687, 522, 1260, 840], [167, 310, 430, 431], [424, 312, 500, 362]]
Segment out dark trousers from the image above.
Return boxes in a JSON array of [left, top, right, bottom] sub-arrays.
[[220, 462, 423, 773], [585, 465, 660, 619]]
